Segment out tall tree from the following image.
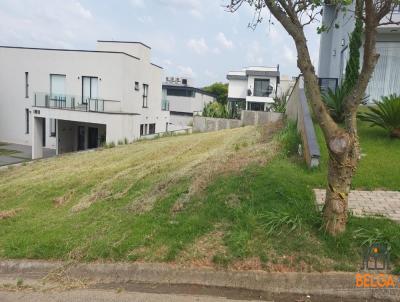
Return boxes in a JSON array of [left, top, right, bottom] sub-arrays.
[[227, 0, 399, 235], [203, 82, 229, 105]]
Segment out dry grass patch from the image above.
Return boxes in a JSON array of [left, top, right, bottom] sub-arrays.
[[176, 225, 228, 267], [0, 208, 21, 220]]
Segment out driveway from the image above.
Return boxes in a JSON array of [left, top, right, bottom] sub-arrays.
[[0, 143, 55, 166]]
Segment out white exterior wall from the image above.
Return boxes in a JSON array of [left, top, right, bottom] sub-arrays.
[[318, 3, 400, 81], [0, 42, 169, 149], [166, 90, 215, 114], [227, 79, 247, 99]]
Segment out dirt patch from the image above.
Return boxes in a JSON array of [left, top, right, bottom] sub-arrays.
[[53, 190, 75, 207], [176, 226, 228, 267], [231, 257, 264, 271], [0, 208, 21, 220], [71, 189, 112, 212]]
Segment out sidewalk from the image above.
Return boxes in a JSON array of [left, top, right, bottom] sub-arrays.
[[314, 189, 400, 222]]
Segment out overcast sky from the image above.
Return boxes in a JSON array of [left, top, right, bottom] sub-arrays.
[[0, 0, 321, 86]]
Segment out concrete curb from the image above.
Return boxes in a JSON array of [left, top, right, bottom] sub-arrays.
[[0, 260, 399, 300]]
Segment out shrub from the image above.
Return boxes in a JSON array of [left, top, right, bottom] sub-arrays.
[[322, 85, 347, 123], [202, 101, 229, 118], [277, 121, 301, 157], [358, 94, 400, 138], [272, 91, 289, 113]]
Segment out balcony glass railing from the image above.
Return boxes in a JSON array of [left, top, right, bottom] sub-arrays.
[[34, 93, 122, 113], [161, 98, 170, 111]]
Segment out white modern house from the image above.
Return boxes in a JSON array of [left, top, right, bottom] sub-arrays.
[[318, 2, 400, 101], [162, 77, 216, 128], [226, 66, 280, 116], [0, 40, 169, 159]]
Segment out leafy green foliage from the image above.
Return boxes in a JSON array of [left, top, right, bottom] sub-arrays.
[[322, 85, 347, 123], [272, 91, 289, 113], [276, 121, 301, 156], [358, 95, 400, 138], [203, 82, 228, 105], [342, 1, 363, 92], [202, 101, 229, 118], [259, 210, 303, 235]]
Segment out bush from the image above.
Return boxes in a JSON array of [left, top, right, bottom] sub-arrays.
[[322, 85, 348, 123], [358, 94, 400, 138], [272, 91, 289, 113], [277, 121, 301, 156], [202, 101, 229, 118]]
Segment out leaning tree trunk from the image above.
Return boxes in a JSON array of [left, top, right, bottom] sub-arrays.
[[323, 133, 358, 235]]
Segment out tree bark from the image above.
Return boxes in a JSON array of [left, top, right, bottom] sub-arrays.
[[323, 133, 358, 235]]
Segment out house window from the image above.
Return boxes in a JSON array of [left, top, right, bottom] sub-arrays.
[[254, 79, 270, 97], [25, 72, 29, 98], [135, 82, 139, 91], [145, 124, 148, 134], [247, 102, 265, 111], [50, 118, 56, 137], [166, 88, 194, 97], [82, 76, 98, 103], [149, 123, 156, 135], [143, 84, 149, 108], [25, 108, 29, 134], [140, 124, 144, 136]]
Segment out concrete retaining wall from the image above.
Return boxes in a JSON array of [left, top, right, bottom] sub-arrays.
[[286, 76, 321, 168], [193, 116, 242, 132], [193, 111, 282, 133]]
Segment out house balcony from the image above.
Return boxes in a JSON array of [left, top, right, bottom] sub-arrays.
[[33, 92, 122, 113]]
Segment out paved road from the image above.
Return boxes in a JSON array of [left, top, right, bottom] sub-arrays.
[[0, 289, 264, 302]]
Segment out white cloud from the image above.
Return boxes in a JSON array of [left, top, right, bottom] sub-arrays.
[[187, 37, 208, 55], [137, 15, 153, 23], [177, 65, 195, 78], [216, 32, 233, 49], [204, 69, 217, 79], [283, 45, 296, 63], [189, 9, 203, 19], [0, 0, 100, 48], [245, 41, 264, 65], [212, 47, 221, 54], [163, 59, 173, 66], [130, 0, 145, 7], [72, 1, 92, 19]]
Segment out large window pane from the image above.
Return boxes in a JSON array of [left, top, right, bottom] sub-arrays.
[[254, 79, 270, 97], [366, 42, 400, 102]]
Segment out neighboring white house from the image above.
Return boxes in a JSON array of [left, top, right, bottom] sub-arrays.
[[226, 66, 280, 116], [162, 77, 216, 128], [0, 40, 169, 159], [318, 2, 400, 101]]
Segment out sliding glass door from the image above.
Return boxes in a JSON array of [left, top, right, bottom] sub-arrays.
[[82, 76, 98, 104]]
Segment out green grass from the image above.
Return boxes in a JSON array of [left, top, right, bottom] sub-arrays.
[[0, 121, 399, 273], [0, 148, 18, 156]]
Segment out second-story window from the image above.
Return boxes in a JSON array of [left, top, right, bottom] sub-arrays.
[[143, 84, 149, 108], [254, 79, 270, 97]]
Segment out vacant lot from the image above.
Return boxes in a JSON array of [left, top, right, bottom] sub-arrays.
[[0, 125, 279, 261], [0, 121, 399, 273]]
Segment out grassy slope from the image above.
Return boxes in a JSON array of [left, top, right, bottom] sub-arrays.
[[0, 121, 399, 272]]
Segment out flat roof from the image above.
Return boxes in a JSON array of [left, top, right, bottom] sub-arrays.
[[97, 40, 151, 49], [0, 45, 140, 60]]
